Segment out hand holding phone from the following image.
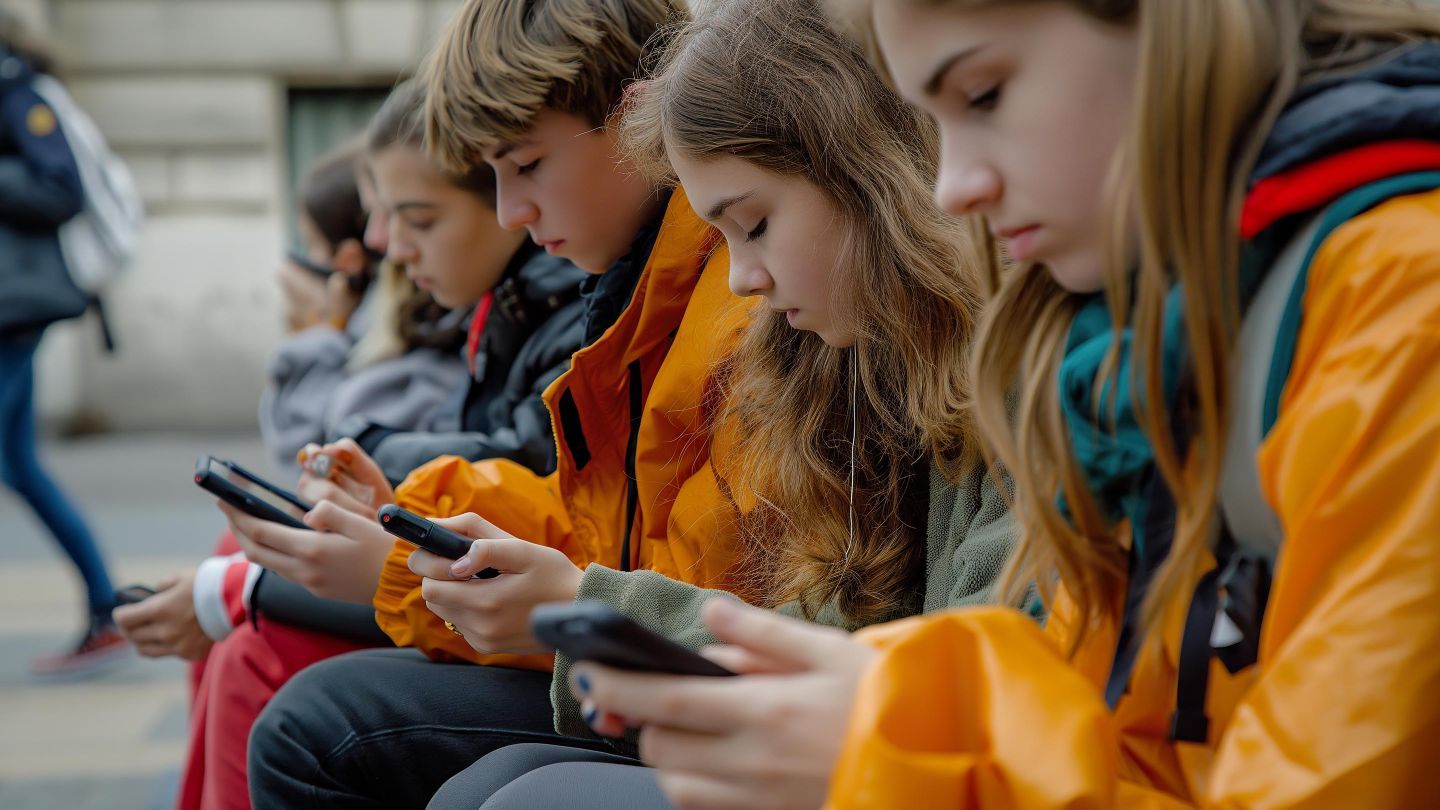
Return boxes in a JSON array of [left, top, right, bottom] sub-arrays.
[[113, 584, 157, 606], [532, 600, 734, 677], [377, 505, 500, 579], [195, 456, 312, 530]]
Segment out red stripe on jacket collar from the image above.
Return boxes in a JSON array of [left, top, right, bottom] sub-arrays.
[[466, 292, 494, 378], [1241, 140, 1440, 241]]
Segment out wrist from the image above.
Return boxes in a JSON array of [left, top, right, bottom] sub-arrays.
[[562, 562, 584, 602]]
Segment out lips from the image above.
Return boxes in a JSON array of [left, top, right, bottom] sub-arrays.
[[990, 224, 1042, 263]]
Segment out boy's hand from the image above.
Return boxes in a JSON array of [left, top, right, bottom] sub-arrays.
[[408, 513, 584, 655], [113, 570, 213, 661]]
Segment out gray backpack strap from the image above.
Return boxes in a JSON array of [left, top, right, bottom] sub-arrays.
[[1218, 214, 1323, 562]]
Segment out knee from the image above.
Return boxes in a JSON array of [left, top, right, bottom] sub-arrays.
[[248, 654, 353, 776], [428, 744, 586, 810]]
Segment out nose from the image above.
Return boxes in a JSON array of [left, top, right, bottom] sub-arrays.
[[387, 219, 418, 265], [934, 136, 1002, 217], [364, 208, 390, 255], [495, 178, 539, 231], [727, 249, 773, 299]]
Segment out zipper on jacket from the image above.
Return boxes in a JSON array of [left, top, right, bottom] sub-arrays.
[[620, 360, 644, 571], [557, 389, 591, 470]]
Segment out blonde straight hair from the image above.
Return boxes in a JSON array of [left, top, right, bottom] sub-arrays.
[[839, 0, 1440, 643], [623, 0, 990, 625]]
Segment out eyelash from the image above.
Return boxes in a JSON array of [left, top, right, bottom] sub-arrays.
[[516, 159, 541, 176], [744, 218, 768, 242], [967, 85, 1001, 112]]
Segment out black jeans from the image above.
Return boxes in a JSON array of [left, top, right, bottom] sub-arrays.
[[427, 743, 671, 810], [247, 648, 609, 809]]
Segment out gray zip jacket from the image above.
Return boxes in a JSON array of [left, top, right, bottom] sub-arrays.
[[258, 299, 468, 478]]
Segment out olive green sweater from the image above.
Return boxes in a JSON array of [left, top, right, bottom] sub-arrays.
[[550, 457, 1017, 738]]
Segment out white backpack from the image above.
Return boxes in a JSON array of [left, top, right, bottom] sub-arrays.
[[30, 74, 143, 295]]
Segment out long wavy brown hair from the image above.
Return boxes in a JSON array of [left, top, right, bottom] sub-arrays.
[[838, 0, 1440, 644], [621, 0, 991, 625]]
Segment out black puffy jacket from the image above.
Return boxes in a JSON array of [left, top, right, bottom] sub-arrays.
[[339, 244, 588, 482]]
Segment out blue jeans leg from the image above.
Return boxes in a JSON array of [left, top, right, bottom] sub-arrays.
[[0, 335, 115, 617]]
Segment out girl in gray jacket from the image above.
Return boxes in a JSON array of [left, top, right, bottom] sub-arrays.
[[259, 142, 469, 480]]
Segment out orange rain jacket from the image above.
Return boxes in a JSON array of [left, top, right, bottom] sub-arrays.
[[373, 189, 753, 667], [826, 190, 1440, 807]]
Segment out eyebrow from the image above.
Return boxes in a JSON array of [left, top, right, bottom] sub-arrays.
[[491, 140, 534, 161], [923, 44, 986, 97], [706, 190, 756, 222]]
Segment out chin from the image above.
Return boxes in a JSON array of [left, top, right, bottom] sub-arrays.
[[564, 249, 607, 275], [429, 291, 460, 309], [1044, 259, 1107, 294]]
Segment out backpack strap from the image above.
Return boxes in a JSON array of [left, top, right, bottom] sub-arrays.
[[1217, 214, 1322, 558], [1221, 170, 1440, 559], [1261, 171, 1440, 432], [1173, 171, 1440, 742]]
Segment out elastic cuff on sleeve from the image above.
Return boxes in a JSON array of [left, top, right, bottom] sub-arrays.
[[193, 556, 238, 642]]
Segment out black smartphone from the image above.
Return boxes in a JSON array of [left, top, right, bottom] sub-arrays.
[[376, 505, 499, 579], [531, 600, 735, 677], [113, 584, 157, 606], [195, 456, 313, 530]]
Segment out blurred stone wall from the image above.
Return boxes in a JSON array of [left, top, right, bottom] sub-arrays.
[[0, 0, 461, 432], [6, 0, 1440, 430]]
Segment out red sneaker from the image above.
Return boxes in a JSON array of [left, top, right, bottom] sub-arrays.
[[30, 618, 132, 679]]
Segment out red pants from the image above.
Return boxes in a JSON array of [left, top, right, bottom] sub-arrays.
[[176, 533, 374, 810]]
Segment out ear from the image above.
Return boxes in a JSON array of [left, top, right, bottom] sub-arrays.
[[331, 239, 368, 276]]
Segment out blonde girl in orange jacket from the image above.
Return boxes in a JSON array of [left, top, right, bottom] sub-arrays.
[[568, 1, 1440, 808]]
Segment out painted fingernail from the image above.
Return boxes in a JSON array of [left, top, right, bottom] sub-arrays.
[[337, 450, 355, 464], [296, 449, 309, 463], [577, 673, 591, 695]]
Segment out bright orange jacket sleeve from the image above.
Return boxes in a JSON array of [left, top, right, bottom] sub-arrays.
[[827, 190, 1440, 809]]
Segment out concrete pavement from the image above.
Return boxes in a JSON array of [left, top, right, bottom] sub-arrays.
[[0, 432, 272, 810]]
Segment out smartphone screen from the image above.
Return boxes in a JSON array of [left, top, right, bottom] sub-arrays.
[[204, 458, 311, 523]]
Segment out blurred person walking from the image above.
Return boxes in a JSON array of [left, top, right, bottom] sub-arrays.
[[0, 12, 127, 677]]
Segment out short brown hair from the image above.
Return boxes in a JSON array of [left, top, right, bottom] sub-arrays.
[[421, 0, 685, 174]]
